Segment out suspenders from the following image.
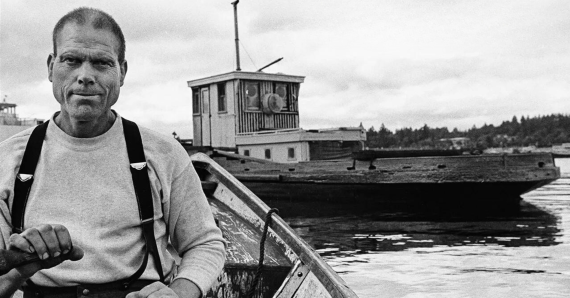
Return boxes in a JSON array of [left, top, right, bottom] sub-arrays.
[[11, 118, 165, 288], [121, 118, 165, 287], [12, 121, 49, 234]]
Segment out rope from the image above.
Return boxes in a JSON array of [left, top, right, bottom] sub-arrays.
[[246, 208, 279, 298], [240, 40, 258, 70]]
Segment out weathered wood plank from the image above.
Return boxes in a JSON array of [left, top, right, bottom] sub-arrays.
[[292, 272, 333, 298], [353, 149, 464, 160], [272, 167, 559, 184], [214, 150, 277, 164], [206, 266, 290, 298], [215, 153, 558, 177], [209, 199, 291, 266], [217, 164, 559, 184], [274, 261, 310, 298]]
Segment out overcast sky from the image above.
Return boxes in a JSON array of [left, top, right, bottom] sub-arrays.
[[1, 0, 569, 138]]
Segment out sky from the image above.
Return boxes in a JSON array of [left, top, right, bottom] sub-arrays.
[[1, 0, 569, 139]]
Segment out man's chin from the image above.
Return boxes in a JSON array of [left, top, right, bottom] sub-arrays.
[[68, 109, 103, 122]]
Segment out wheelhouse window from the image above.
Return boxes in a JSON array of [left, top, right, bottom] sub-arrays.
[[287, 147, 296, 160], [245, 81, 260, 111], [275, 83, 289, 111], [192, 89, 200, 115], [218, 83, 226, 113], [201, 89, 209, 114], [290, 83, 298, 111], [264, 148, 272, 160], [243, 149, 250, 157]]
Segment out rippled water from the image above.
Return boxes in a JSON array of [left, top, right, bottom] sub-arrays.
[[283, 158, 570, 298]]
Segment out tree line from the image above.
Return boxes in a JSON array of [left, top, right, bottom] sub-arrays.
[[365, 114, 570, 150]]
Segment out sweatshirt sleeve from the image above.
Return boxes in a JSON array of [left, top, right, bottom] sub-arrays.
[[0, 175, 12, 249], [0, 133, 30, 250], [167, 160, 226, 294], [0, 196, 12, 250]]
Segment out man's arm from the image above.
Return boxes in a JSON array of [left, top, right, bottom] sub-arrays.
[[166, 161, 226, 296], [125, 279, 201, 298], [169, 279, 201, 297], [126, 156, 225, 298], [0, 269, 28, 298]]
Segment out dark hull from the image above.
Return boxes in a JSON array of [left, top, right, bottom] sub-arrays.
[[242, 180, 553, 202]]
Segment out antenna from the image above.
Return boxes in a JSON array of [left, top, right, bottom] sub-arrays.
[[231, 0, 241, 71], [258, 57, 283, 72]]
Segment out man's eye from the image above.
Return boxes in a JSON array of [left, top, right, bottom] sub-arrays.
[[94, 60, 113, 67], [62, 57, 80, 64]]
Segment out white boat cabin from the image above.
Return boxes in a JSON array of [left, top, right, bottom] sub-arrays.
[[187, 71, 365, 163], [1, 101, 43, 142]]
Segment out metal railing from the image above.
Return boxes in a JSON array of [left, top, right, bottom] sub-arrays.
[[237, 128, 302, 137], [0, 114, 41, 126]]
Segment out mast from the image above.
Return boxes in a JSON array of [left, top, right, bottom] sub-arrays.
[[231, 0, 241, 71]]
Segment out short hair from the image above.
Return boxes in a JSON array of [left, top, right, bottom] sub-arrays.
[[52, 7, 126, 63]]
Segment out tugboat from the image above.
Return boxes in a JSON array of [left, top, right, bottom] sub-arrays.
[[185, 2, 560, 207]]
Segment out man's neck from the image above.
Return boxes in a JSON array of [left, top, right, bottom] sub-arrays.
[[55, 111, 117, 138]]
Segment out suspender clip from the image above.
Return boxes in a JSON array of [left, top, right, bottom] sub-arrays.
[[141, 218, 154, 225], [17, 174, 33, 182], [130, 162, 147, 170]]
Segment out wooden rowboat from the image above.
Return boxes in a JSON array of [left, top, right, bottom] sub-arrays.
[[191, 153, 359, 298]]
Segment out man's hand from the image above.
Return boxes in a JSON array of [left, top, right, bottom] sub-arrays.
[[125, 282, 178, 298], [8, 224, 83, 279], [126, 279, 201, 298]]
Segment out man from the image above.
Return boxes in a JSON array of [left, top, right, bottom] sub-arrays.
[[0, 7, 226, 298]]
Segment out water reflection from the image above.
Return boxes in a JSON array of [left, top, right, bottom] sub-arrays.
[[269, 193, 561, 254]]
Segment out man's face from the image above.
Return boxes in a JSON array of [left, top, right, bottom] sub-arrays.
[[48, 23, 127, 122]]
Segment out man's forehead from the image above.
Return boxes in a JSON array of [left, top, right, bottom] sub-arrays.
[[59, 48, 116, 60], [56, 22, 120, 54]]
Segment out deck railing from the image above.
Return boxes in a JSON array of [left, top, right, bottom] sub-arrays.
[[0, 113, 41, 126], [237, 128, 302, 137]]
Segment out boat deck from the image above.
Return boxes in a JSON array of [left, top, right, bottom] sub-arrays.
[[213, 153, 560, 202]]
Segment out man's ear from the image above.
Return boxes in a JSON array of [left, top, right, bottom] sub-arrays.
[[47, 53, 55, 82], [120, 60, 128, 86]]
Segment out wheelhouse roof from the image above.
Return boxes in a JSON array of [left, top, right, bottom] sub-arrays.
[[187, 71, 305, 88]]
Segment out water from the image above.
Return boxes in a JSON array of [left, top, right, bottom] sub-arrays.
[[284, 158, 570, 298]]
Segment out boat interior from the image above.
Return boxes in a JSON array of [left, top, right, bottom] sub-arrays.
[[191, 153, 356, 297]]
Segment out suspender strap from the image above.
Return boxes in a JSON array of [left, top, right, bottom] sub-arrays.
[[121, 118, 165, 286], [12, 121, 50, 234]]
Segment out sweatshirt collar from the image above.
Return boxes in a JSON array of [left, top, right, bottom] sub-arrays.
[[47, 111, 123, 151]]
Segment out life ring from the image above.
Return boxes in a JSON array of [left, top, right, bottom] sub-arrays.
[[261, 93, 284, 114]]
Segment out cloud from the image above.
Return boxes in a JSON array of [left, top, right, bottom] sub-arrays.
[[2, 0, 569, 139]]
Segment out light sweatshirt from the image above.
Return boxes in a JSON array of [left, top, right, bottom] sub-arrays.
[[0, 114, 226, 294]]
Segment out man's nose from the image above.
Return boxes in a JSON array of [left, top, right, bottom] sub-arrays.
[[77, 63, 96, 85]]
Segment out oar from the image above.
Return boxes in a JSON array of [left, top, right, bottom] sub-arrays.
[[0, 249, 42, 275]]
